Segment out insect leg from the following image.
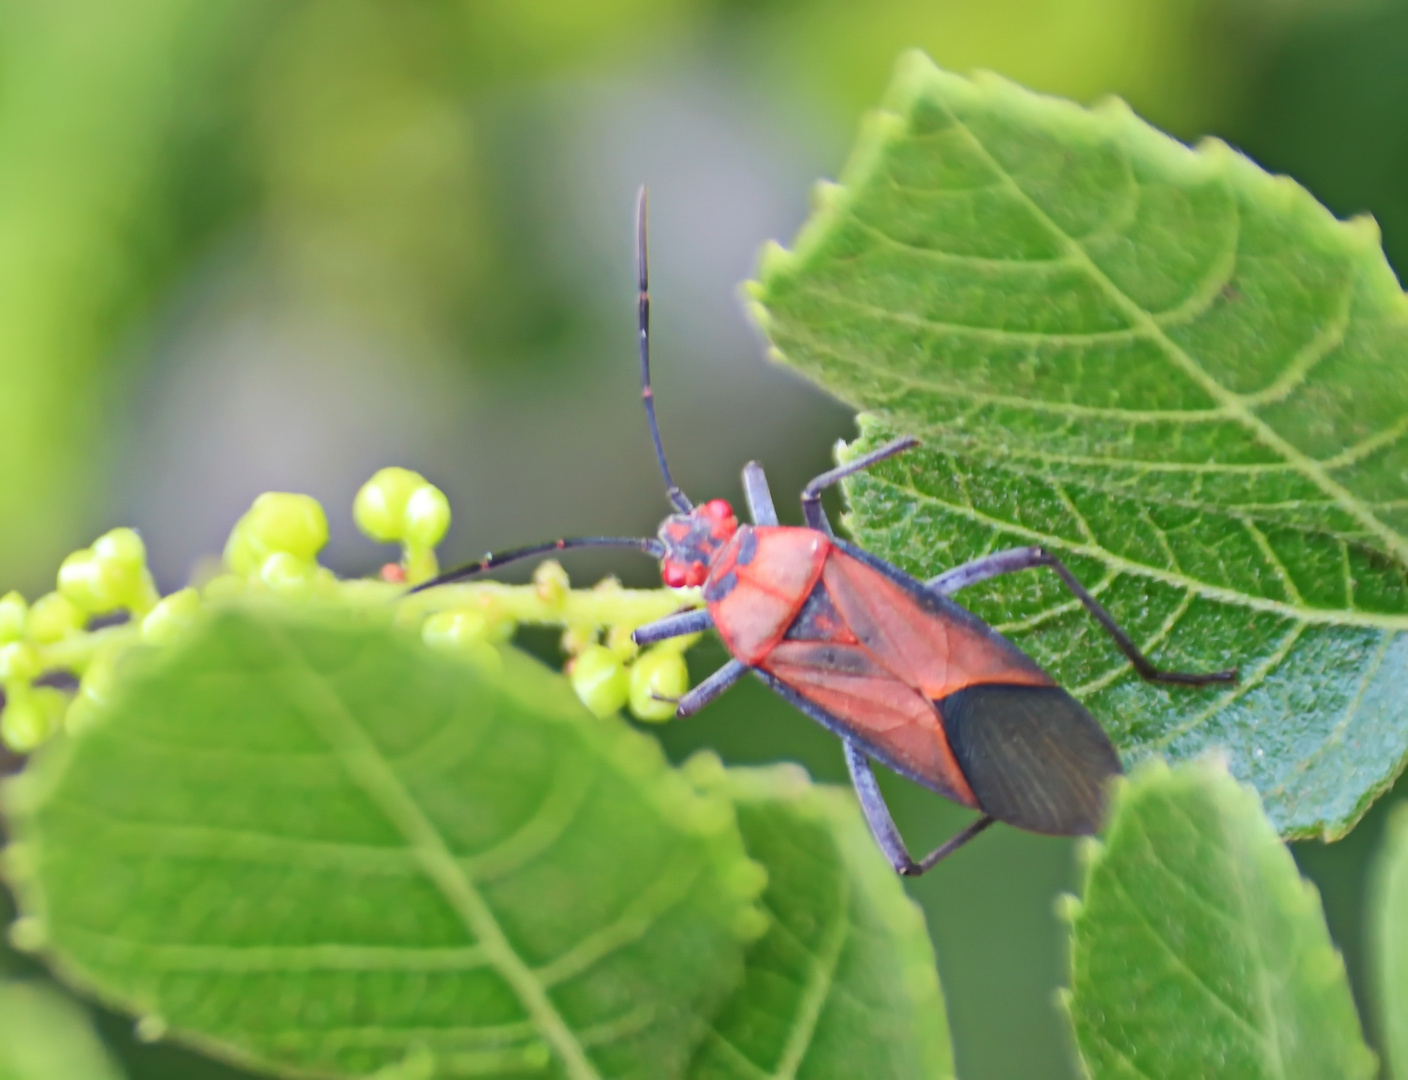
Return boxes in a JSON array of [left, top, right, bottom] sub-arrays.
[[844, 740, 994, 876], [674, 659, 749, 718], [742, 462, 779, 526], [633, 608, 714, 647], [928, 546, 1238, 687], [800, 436, 920, 533]]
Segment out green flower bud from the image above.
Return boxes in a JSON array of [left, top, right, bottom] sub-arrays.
[[57, 551, 112, 613], [629, 648, 689, 722], [244, 493, 328, 562], [141, 588, 201, 646], [222, 519, 259, 576], [570, 645, 629, 718], [2, 687, 66, 752], [421, 611, 500, 674], [533, 560, 570, 608], [403, 484, 451, 550], [354, 467, 425, 543], [561, 624, 596, 656], [258, 552, 316, 594], [605, 624, 638, 661], [0, 641, 40, 684], [201, 573, 248, 602], [0, 592, 27, 643], [25, 592, 84, 643], [56, 528, 151, 614], [92, 527, 146, 575], [422, 610, 489, 650]]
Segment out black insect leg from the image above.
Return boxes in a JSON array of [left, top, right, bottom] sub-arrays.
[[742, 462, 779, 526], [927, 546, 1237, 687], [800, 436, 920, 534], [674, 659, 749, 718], [844, 740, 995, 876], [633, 608, 714, 647]]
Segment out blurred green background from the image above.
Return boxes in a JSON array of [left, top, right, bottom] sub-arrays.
[[0, 0, 1405, 1076]]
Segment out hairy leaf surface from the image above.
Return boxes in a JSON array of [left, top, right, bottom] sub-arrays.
[[1067, 760, 1374, 1079], [751, 51, 1408, 837], [685, 763, 954, 1080], [3, 607, 765, 1080]]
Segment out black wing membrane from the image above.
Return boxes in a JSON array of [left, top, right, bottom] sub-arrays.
[[937, 684, 1122, 835]]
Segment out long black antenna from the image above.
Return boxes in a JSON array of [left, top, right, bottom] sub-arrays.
[[409, 536, 666, 593], [637, 187, 692, 514]]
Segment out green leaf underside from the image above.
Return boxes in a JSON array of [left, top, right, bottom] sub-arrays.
[[3, 608, 764, 1080], [751, 51, 1408, 839], [1371, 802, 1408, 1080], [685, 765, 954, 1080], [0, 979, 125, 1080], [1067, 761, 1374, 1080]]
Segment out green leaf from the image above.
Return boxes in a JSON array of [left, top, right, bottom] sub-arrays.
[[0, 978, 125, 1080], [749, 50, 1408, 838], [2, 606, 765, 1080], [1371, 800, 1408, 1080], [1066, 759, 1374, 1079], [683, 761, 955, 1080]]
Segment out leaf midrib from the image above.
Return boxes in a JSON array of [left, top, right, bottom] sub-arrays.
[[769, 872, 851, 1080], [933, 103, 1408, 569], [269, 628, 601, 1080]]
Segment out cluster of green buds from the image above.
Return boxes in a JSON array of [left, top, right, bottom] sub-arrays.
[[0, 528, 171, 750], [0, 468, 705, 753], [354, 467, 452, 585]]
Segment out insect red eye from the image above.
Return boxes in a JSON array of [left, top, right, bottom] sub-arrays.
[[686, 564, 708, 587], [704, 499, 734, 522], [663, 562, 687, 588]]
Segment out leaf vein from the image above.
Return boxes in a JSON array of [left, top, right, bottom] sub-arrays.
[[534, 849, 705, 988], [270, 626, 602, 1080], [1105, 872, 1268, 1043], [940, 105, 1408, 566], [883, 476, 1408, 630], [769, 874, 851, 1080]]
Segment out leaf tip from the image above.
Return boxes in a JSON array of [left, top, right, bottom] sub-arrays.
[[731, 904, 770, 943], [611, 727, 667, 779], [134, 1014, 169, 1043], [810, 178, 843, 213], [0, 840, 34, 883], [1074, 836, 1104, 871], [0, 772, 40, 816], [724, 857, 770, 903], [8, 916, 45, 952], [1347, 212, 1384, 250], [681, 749, 728, 793], [1054, 891, 1084, 925], [755, 239, 797, 285]]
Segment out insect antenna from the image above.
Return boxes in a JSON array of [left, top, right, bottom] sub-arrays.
[[409, 536, 666, 593], [637, 186, 692, 514]]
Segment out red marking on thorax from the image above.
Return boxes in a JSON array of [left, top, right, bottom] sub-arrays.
[[705, 526, 829, 664]]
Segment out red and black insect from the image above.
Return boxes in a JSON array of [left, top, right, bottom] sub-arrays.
[[417, 190, 1237, 875]]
